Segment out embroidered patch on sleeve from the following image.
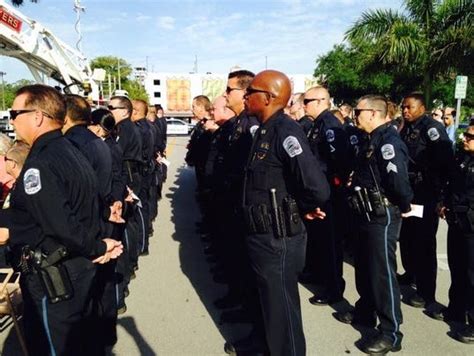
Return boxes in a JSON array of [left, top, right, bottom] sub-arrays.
[[427, 127, 440, 141], [326, 129, 335, 142], [381, 144, 395, 160], [386, 162, 398, 173], [283, 136, 303, 158], [24, 168, 42, 195]]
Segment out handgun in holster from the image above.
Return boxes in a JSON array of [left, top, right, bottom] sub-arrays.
[[31, 246, 73, 304]]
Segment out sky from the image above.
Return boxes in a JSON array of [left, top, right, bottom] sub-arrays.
[[0, 0, 405, 83]]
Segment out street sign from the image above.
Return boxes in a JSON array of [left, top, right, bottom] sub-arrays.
[[455, 75, 468, 99]]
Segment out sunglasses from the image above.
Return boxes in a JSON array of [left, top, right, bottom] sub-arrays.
[[9, 109, 36, 120], [226, 86, 244, 94], [353, 108, 380, 117], [463, 132, 474, 141], [245, 87, 276, 98], [303, 98, 325, 106], [107, 105, 126, 111]]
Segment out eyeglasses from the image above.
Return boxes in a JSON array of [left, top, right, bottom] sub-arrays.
[[9, 109, 36, 120], [303, 98, 325, 106], [353, 108, 380, 117], [107, 105, 126, 111], [4, 157, 16, 163], [245, 87, 276, 98], [463, 132, 474, 141], [226, 86, 244, 94]]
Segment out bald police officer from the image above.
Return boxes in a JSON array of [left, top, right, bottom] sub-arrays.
[[228, 70, 329, 356]]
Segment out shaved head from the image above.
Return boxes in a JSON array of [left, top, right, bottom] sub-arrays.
[[304, 86, 331, 119], [245, 70, 292, 122]]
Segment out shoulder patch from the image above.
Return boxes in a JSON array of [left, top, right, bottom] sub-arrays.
[[282, 136, 303, 158], [24, 168, 42, 195], [381, 144, 395, 160], [326, 129, 335, 142], [249, 125, 259, 137], [349, 134, 359, 146], [427, 127, 440, 141]]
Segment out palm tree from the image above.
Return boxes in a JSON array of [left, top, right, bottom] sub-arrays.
[[345, 0, 473, 107], [11, 0, 38, 6]]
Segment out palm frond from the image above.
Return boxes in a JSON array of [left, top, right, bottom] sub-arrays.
[[436, 0, 474, 32], [11, 0, 38, 7], [345, 9, 405, 44], [404, 0, 438, 22]]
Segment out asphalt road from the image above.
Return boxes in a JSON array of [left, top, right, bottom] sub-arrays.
[[1, 135, 471, 355]]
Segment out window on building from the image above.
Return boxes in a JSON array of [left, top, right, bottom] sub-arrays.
[[154, 92, 161, 98], [153, 79, 161, 85]]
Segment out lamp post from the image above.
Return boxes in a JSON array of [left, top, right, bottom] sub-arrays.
[[0, 71, 5, 111]]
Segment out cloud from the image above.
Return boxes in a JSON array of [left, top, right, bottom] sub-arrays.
[[157, 16, 175, 30], [136, 14, 152, 22]]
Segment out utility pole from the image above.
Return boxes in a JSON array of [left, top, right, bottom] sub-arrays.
[[0, 71, 5, 110], [117, 58, 121, 90]]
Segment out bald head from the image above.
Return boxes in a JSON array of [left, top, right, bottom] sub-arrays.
[[245, 70, 291, 122], [212, 95, 234, 125], [303, 86, 330, 119]]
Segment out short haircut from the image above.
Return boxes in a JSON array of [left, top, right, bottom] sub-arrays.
[[404, 92, 425, 107], [154, 104, 163, 111], [340, 103, 352, 111], [91, 109, 116, 133], [193, 95, 212, 112], [386, 101, 398, 120], [228, 70, 255, 89], [16, 84, 66, 124], [110, 95, 133, 116], [65, 94, 91, 124], [6, 141, 30, 169], [132, 99, 148, 117], [0, 133, 13, 156], [292, 93, 304, 104], [358, 94, 388, 118]]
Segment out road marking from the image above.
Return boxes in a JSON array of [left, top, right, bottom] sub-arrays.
[[166, 137, 177, 157], [437, 254, 449, 271]]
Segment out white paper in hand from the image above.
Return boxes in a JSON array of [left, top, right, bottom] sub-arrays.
[[161, 158, 171, 167], [402, 204, 423, 218]]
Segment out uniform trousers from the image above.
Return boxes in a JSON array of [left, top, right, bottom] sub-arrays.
[[399, 199, 439, 303], [447, 223, 474, 325], [245, 230, 306, 356], [354, 206, 403, 346], [20, 257, 96, 356]]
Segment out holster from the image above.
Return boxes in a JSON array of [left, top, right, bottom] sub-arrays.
[[282, 197, 303, 236], [243, 205, 272, 234], [31, 245, 74, 304]]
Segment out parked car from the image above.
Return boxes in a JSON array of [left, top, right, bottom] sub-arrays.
[[166, 118, 189, 135]]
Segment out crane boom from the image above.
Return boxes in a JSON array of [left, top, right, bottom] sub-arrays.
[[0, 0, 98, 99]]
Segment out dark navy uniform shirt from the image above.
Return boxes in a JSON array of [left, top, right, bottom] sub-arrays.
[[447, 151, 474, 208], [297, 115, 313, 136], [307, 109, 351, 185], [353, 123, 413, 213], [400, 114, 453, 202], [244, 110, 330, 214], [116, 118, 143, 163], [9, 130, 106, 257]]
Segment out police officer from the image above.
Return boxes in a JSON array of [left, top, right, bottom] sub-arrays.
[[229, 70, 330, 356], [304, 86, 350, 305], [8, 84, 122, 355], [334, 95, 413, 355], [439, 125, 474, 343], [398, 93, 453, 311]]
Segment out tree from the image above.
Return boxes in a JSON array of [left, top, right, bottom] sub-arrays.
[[90, 56, 148, 101], [11, 0, 38, 6], [345, 0, 473, 108], [0, 79, 35, 109], [314, 44, 421, 104]]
